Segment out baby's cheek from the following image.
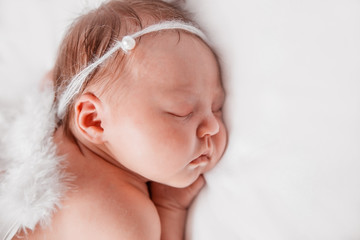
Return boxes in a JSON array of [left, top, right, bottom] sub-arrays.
[[214, 125, 228, 160], [158, 124, 191, 151], [219, 119, 228, 143]]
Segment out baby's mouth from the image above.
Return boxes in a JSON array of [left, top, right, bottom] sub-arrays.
[[189, 154, 210, 167]]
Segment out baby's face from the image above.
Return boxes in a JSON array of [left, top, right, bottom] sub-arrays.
[[102, 32, 227, 187]]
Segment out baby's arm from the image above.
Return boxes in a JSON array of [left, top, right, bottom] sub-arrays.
[[150, 175, 205, 240]]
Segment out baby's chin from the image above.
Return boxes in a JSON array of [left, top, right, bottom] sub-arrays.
[[162, 157, 222, 188], [164, 173, 202, 189]]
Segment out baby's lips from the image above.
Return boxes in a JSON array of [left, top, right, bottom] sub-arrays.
[[189, 154, 209, 168]]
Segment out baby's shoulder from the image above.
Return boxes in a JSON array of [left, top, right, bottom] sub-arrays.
[[15, 177, 161, 240], [65, 182, 161, 239]]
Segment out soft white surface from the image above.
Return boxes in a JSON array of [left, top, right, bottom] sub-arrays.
[[186, 0, 360, 239], [0, 0, 103, 104], [1, 1, 359, 240]]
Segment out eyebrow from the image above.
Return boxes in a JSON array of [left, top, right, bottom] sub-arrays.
[[169, 90, 225, 109], [166, 88, 197, 98]]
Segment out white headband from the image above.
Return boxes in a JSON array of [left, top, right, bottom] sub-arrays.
[[56, 20, 208, 119]]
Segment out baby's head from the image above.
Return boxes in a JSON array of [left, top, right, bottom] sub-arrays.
[[53, 0, 227, 187]]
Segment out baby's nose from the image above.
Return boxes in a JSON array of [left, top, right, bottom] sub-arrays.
[[196, 113, 220, 138]]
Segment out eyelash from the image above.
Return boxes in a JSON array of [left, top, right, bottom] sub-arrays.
[[169, 112, 193, 119], [213, 106, 223, 113], [168, 105, 223, 117]]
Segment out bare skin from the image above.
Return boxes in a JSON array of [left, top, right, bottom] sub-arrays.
[[13, 33, 226, 239], [13, 128, 204, 239]]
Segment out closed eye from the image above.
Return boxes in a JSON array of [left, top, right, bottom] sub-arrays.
[[212, 110, 222, 118], [213, 107, 223, 113], [212, 105, 223, 115], [168, 112, 193, 119]]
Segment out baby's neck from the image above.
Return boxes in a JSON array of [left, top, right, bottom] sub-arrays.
[[53, 127, 149, 196]]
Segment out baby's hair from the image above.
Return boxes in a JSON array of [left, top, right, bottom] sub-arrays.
[[53, 0, 199, 137]]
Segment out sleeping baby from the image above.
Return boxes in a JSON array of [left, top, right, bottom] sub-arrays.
[[1, 0, 227, 239]]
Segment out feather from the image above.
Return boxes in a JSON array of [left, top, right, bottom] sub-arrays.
[[0, 86, 72, 240]]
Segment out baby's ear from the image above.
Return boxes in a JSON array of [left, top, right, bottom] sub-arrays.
[[74, 93, 104, 144]]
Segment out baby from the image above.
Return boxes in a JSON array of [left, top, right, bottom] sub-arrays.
[[14, 0, 227, 239]]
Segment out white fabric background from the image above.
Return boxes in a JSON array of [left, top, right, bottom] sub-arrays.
[[1, 1, 359, 239], [185, 1, 360, 239], [0, 0, 103, 104]]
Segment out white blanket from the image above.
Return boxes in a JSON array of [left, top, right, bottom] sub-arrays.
[[186, 0, 360, 239], [1, 0, 359, 239]]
